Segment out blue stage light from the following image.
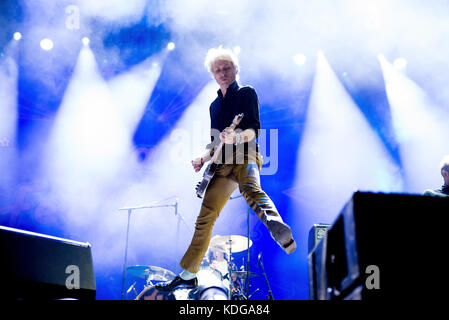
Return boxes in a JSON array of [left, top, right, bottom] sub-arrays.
[[393, 57, 407, 70], [167, 42, 175, 50], [293, 53, 306, 65], [40, 38, 54, 51]]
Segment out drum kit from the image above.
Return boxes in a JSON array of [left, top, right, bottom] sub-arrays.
[[129, 235, 261, 300]]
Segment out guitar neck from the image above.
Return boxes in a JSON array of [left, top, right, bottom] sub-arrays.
[[210, 141, 225, 164], [209, 113, 244, 164]]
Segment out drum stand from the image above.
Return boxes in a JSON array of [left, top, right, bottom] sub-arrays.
[[245, 205, 250, 298], [228, 195, 258, 300], [258, 254, 274, 300], [225, 244, 247, 300], [227, 245, 233, 300], [118, 198, 191, 300]]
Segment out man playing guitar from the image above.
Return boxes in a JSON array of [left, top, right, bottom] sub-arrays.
[[156, 46, 296, 292]]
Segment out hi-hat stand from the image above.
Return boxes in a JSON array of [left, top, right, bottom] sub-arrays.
[[117, 197, 190, 300]]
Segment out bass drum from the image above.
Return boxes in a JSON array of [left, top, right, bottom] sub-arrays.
[[135, 285, 175, 300], [172, 267, 228, 300], [196, 266, 228, 300], [197, 266, 224, 287]]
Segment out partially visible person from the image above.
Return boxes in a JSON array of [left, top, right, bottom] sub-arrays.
[[423, 155, 449, 197]]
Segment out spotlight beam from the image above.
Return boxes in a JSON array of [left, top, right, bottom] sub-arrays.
[[0, 39, 19, 200], [294, 51, 402, 225], [379, 55, 449, 192]]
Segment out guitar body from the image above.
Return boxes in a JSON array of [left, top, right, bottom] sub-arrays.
[[195, 113, 244, 199], [195, 162, 218, 198]]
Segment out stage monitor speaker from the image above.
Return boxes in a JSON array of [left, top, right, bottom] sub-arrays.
[[0, 225, 96, 300], [308, 223, 331, 254], [307, 223, 331, 300], [308, 192, 449, 300]]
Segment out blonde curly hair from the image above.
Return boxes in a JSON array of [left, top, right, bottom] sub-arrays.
[[204, 46, 240, 74]]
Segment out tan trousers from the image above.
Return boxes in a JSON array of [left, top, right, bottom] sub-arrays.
[[180, 151, 290, 273]]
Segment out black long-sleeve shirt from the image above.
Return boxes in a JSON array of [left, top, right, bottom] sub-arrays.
[[206, 81, 260, 162]]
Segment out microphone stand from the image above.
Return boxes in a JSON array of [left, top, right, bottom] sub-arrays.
[[258, 255, 274, 300], [117, 199, 190, 300]]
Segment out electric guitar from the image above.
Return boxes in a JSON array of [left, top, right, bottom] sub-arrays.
[[195, 113, 244, 198]]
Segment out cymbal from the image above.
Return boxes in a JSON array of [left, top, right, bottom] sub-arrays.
[[210, 235, 252, 253], [208, 244, 228, 253], [126, 265, 176, 281], [231, 271, 259, 279]]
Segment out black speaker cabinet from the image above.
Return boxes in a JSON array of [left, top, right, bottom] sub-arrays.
[[308, 223, 331, 254], [307, 223, 331, 300], [0, 226, 96, 300], [308, 192, 449, 300]]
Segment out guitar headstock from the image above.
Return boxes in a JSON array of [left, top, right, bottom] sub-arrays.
[[231, 113, 244, 129]]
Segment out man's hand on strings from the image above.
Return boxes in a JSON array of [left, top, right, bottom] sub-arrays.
[[192, 157, 205, 172]]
